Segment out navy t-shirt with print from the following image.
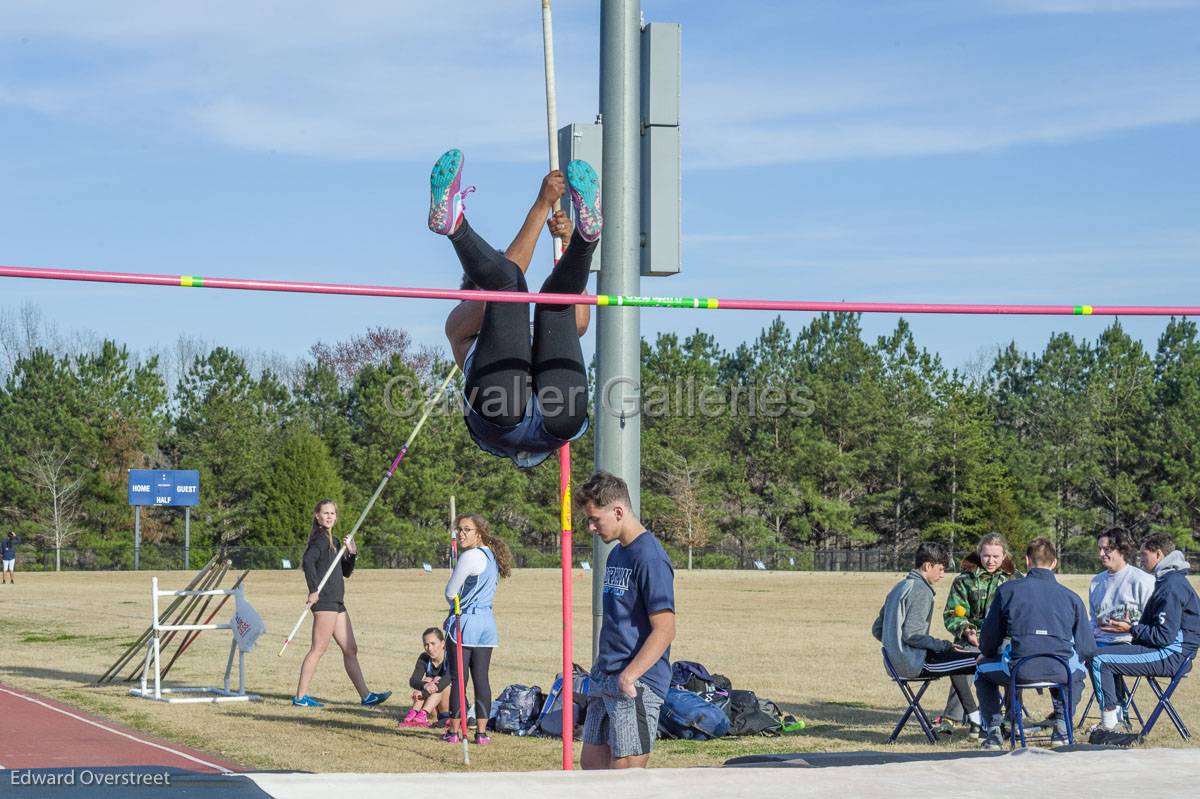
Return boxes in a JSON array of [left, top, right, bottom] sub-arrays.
[[595, 530, 676, 698]]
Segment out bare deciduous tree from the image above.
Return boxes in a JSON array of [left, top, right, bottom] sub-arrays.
[[311, 327, 439, 386], [657, 454, 711, 570], [23, 447, 86, 572]]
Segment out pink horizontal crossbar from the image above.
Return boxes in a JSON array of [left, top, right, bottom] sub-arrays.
[[1, 264, 1197, 316]]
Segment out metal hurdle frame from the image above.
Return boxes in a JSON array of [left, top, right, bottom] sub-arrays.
[[130, 576, 261, 703]]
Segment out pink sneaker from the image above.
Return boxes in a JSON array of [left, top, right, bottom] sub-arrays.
[[399, 709, 429, 728], [428, 149, 475, 235], [474, 732, 492, 746], [440, 732, 462, 744], [566, 159, 602, 242]]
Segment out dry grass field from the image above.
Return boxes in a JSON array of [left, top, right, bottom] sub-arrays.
[[0, 568, 1196, 772]]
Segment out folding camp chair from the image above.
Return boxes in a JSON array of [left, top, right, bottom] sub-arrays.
[[1075, 675, 1144, 732], [1009, 654, 1073, 749], [1137, 649, 1195, 741], [881, 648, 939, 744]]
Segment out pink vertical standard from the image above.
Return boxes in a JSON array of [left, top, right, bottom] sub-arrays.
[[559, 443, 573, 770]]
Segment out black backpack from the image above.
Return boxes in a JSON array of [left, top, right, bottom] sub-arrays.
[[718, 689, 783, 736], [489, 684, 544, 735], [671, 660, 731, 701]]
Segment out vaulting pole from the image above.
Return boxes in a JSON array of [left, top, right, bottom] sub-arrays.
[[543, 0, 564, 264], [449, 495, 458, 569], [542, 0, 576, 771]]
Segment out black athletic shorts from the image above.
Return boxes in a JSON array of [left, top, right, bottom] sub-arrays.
[[311, 600, 346, 614]]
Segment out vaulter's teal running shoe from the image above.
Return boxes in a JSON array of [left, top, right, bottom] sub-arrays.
[[292, 694, 323, 708], [361, 690, 392, 707], [428, 149, 474, 235], [566, 159, 603, 242]]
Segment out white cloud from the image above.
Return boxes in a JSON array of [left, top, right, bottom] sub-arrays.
[[0, 1, 600, 160], [683, 43, 1200, 167], [2, 1, 1197, 166]]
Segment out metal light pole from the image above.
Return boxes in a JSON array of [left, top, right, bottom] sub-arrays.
[[593, 0, 642, 660]]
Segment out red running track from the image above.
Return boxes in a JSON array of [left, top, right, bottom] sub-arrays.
[[0, 683, 243, 774]]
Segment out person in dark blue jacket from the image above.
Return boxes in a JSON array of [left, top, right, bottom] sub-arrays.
[[974, 537, 1097, 749], [1088, 532, 1200, 738], [2, 532, 18, 584]]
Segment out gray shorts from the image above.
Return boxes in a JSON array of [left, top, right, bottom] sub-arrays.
[[582, 672, 664, 758]]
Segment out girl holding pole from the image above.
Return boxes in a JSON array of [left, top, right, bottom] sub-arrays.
[[293, 499, 391, 708], [441, 513, 513, 744]]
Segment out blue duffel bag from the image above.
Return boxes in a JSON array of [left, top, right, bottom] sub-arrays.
[[658, 687, 731, 740]]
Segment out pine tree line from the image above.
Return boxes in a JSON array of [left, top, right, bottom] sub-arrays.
[[2, 312, 1198, 569]]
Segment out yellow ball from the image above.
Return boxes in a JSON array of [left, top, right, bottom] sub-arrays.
[[954, 605, 967, 617]]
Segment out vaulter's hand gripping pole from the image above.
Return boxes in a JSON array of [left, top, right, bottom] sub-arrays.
[[278, 366, 459, 656]]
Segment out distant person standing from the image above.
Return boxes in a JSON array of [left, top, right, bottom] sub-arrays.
[[2, 533, 18, 584], [578, 471, 676, 770]]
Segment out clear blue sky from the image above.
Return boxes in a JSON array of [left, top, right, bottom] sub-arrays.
[[2, 1, 1198, 375]]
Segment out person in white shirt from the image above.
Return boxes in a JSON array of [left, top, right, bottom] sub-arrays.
[[1090, 526, 1156, 646], [440, 513, 514, 746]]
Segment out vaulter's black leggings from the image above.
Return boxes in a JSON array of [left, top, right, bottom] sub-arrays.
[[449, 219, 594, 439], [448, 643, 494, 723]]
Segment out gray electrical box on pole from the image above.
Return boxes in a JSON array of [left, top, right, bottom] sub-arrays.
[[640, 22, 681, 277], [559, 27, 681, 280], [558, 121, 604, 273]]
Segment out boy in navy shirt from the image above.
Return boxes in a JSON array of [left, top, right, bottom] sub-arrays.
[[578, 471, 675, 770], [975, 537, 1096, 749]]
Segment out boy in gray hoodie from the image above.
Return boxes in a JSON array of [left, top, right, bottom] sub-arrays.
[[873, 541, 982, 735]]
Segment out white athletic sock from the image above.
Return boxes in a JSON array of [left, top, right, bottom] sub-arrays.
[[967, 710, 981, 725], [1102, 708, 1119, 729]]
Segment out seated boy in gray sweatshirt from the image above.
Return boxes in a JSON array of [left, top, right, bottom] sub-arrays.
[[873, 541, 983, 736], [1090, 527, 1155, 645]]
